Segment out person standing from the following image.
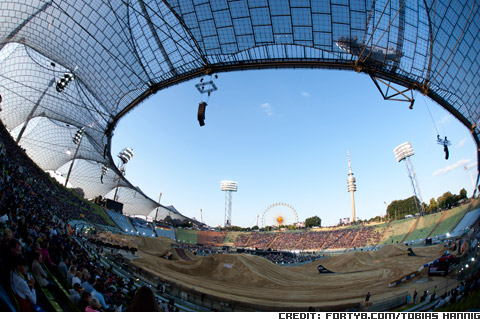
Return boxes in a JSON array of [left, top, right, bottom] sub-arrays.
[[413, 290, 418, 303], [127, 286, 159, 312]]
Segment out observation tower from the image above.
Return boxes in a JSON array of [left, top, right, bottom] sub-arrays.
[[393, 142, 423, 215], [221, 181, 238, 227], [347, 151, 357, 223]]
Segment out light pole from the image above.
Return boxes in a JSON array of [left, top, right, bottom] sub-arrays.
[[221, 181, 238, 227], [64, 127, 85, 187], [113, 147, 134, 201], [393, 142, 423, 215]]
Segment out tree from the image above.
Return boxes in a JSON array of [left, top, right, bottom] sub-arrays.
[[386, 196, 421, 219], [305, 216, 322, 227], [71, 187, 85, 199], [459, 188, 467, 200], [426, 198, 438, 213], [437, 191, 455, 209]]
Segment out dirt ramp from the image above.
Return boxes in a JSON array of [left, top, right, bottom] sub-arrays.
[[373, 244, 409, 259], [322, 251, 376, 272], [165, 254, 287, 288], [175, 248, 192, 261], [132, 236, 176, 256]]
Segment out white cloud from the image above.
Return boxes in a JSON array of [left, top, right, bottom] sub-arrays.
[[438, 115, 450, 125], [455, 137, 466, 148], [467, 162, 477, 170], [301, 91, 310, 98], [260, 102, 273, 116], [433, 159, 471, 176]]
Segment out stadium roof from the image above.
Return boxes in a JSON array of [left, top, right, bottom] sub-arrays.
[[1, 0, 480, 219]]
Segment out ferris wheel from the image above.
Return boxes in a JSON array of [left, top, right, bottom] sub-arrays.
[[262, 203, 298, 228]]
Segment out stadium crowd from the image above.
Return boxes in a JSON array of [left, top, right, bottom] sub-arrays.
[[232, 226, 383, 251], [0, 124, 167, 312]]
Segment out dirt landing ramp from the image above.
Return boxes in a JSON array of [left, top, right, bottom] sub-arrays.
[[175, 248, 192, 261], [131, 244, 452, 310]]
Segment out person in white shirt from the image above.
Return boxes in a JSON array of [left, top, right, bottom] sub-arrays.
[[71, 271, 82, 286], [11, 256, 37, 311], [31, 251, 49, 287]]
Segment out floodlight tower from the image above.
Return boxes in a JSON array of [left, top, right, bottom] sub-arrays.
[[64, 127, 85, 187], [221, 181, 238, 227], [113, 147, 134, 201], [393, 142, 423, 215], [347, 151, 357, 223]]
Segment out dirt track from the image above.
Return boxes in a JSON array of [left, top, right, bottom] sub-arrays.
[[110, 235, 455, 310]]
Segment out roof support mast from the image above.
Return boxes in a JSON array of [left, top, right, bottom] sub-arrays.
[[138, 0, 177, 76]]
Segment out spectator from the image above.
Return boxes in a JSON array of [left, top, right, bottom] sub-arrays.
[[78, 291, 92, 312], [67, 265, 76, 285], [91, 282, 109, 310], [69, 283, 83, 306], [86, 297, 101, 312], [31, 251, 49, 288], [127, 286, 159, 312], [10, 256, 37, 311], [58, 257, 68, 278], [71, 271, 82, 286], [82, 277, 95, 293], [365, 292, 371, 303]]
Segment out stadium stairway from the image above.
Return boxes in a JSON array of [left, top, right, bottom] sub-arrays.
[[243, 233, 253, 247], [348, 226, 362, 250], [402, 216, 421, 242], [425, 210, 450, 239], [293, 233, 306, 250], [319, 231, 334, 250], [267, 235, 278, 248], [375, 221, 392, 247]]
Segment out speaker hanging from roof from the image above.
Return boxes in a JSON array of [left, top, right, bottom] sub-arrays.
[[198, 101, 207, 126]]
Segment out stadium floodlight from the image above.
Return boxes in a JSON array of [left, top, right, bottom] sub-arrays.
[[113, 147, 134, 201], [100, 164, 108, 184], [118, 147, 134, 164], [221, 181, 238, 227], [56, 72, 75, 92], [393, 142, 415, 162], [73, 127, 85, 144], [393, 142, 423, 215], [65, 126, 86, 187], [221, 181, 238, 192]]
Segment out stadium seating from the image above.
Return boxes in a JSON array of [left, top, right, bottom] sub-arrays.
[[106, 210, 137, 234], [431, 205, 475, 237], [129, 217, 156, 237], [379, 218, 416, 244], [176, 228, 199, 244], [154, 225, 175, 240]]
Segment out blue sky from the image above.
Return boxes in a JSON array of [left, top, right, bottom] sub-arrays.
[[112, 69, 476, 228]]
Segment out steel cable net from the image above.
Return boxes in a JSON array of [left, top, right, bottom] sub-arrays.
[[1, 0, 480, 219]]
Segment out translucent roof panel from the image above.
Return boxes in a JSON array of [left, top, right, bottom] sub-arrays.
[[1, 0, 480, 221]]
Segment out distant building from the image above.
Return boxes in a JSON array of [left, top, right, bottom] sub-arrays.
[[295, 222, 305, 228]]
